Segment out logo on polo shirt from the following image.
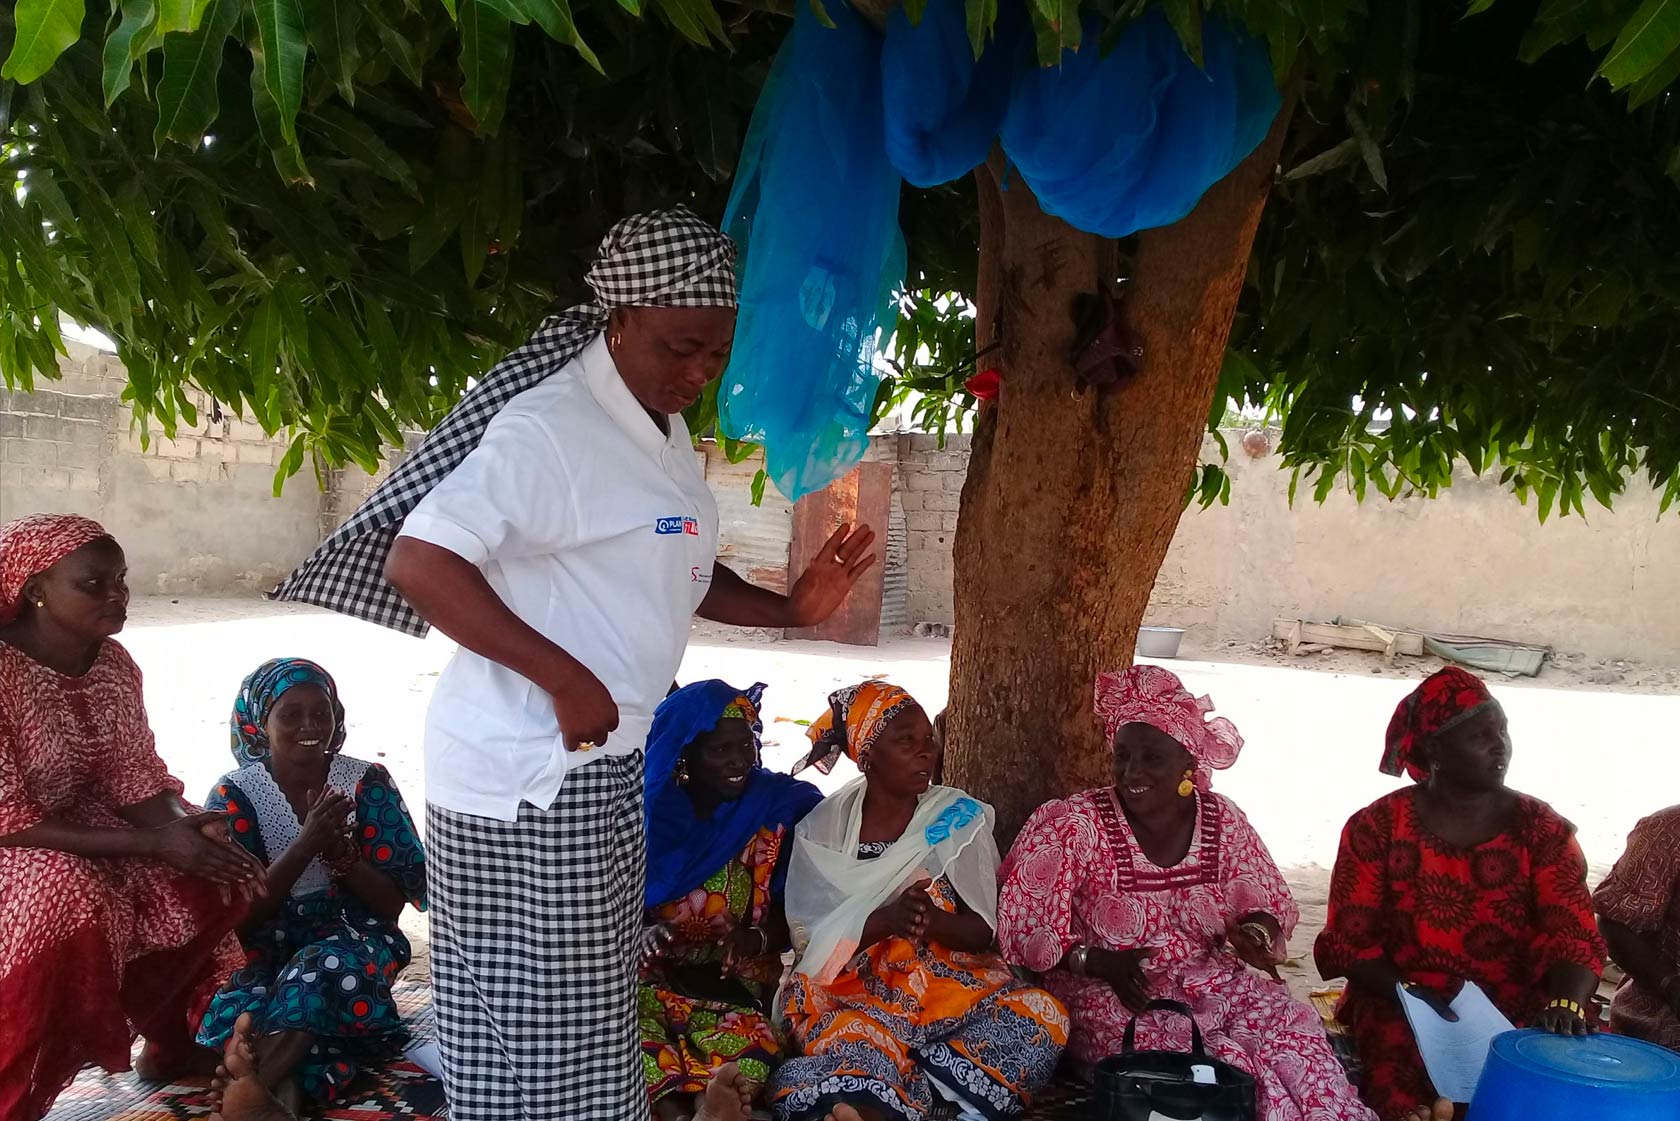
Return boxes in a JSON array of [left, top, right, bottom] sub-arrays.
[[655, 516, 700, 536]]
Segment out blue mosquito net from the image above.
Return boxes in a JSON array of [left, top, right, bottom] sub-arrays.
[[881, 0, 1028, 188], [718, 0, 906, 503], [999, 9, 1280, 238]]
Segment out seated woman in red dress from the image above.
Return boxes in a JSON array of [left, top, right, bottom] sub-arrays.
[[1314, 668, 1605, 1121], [0, 514, 262, 1121], [1594, 803, 1680, 1053]]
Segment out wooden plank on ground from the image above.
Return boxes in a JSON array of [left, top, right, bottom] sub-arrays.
[[1272, 618, 1424, 657]]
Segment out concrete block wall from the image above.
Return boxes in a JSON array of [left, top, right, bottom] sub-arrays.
[[884, 429, 1680, 663], [1, 343, 322, 593], [895, 433, 968, 625]]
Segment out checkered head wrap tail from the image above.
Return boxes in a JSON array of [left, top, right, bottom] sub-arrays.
[[269, 206, 737, 635]]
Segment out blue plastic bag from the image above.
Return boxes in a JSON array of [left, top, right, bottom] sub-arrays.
[[1000, 10, 1280, 238], [719, 0, 906, 502]]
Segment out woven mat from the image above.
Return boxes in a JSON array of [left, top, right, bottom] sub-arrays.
[[44, 982, 444, 1121], [46, 983, 1354, 1120]]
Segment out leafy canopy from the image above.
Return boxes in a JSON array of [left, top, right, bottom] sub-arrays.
[[2, 0, 1679, 513]]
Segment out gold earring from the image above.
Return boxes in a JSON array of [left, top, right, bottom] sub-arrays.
[[35, 600, 45, 608], [609, 331, 622, 351], [675, 760, 690, 786], [1177, 769, 1195, 797]]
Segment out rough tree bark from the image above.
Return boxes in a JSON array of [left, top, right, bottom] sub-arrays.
[[945, 106, 1296, 844]]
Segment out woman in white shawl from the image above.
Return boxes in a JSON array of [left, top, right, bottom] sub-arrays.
[[768, 682, 1068, 1121]]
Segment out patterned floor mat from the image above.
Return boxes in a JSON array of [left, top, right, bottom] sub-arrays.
[[44, 982, 444, 1121], [46, 982, 1354, 1120]]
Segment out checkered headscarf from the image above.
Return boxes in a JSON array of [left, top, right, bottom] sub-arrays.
[[269, 206, 737, 635]]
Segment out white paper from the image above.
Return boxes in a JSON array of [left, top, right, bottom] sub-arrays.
[[1396, 981, 1515, 1103], [404, 1039, 445, 1080]]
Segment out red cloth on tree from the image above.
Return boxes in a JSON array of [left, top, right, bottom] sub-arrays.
[[1315, 790, 1605, 1118]]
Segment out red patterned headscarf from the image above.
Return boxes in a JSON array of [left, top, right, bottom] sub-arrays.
[[0, 513, 111, 625], [1094, 665, 1243, 791], [1382, 667, 1497, 781]]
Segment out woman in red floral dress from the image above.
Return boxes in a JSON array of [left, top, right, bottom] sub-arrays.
[[0, 514, 262, 1121], [1314, 668, 1605, 1121]]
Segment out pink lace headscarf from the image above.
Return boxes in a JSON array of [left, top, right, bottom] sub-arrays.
[[1094, 665, 1244, 790]]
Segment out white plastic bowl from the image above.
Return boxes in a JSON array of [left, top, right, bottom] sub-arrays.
[[1136, 626, 1186, 659]]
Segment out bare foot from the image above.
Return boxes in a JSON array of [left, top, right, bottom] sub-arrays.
[[134, 1039, 220, 1081], [207, 1014, 294, 1121], [1397, 1101, 1454, 1121], [695, 1063, 752, 1121], [823, 1107, 866, 1121]]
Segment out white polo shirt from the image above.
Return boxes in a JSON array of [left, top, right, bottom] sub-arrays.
[[398, 333, 718, 821]]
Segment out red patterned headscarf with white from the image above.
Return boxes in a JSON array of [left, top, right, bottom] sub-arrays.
[[0, 513, 111, 625], [1094, 665, 1244, 791]]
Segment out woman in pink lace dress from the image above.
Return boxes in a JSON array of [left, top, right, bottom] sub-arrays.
[[997, 666, 1375, 1121], [0, 514, 260, 1121]]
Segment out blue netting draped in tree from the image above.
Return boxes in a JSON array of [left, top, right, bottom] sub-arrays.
[[999, 9, 1280, 237], [881, 0, 1028, 188], [718, 0, 906, 503]]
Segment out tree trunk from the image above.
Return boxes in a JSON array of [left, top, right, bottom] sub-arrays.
[[946, 108, 1294, 844]]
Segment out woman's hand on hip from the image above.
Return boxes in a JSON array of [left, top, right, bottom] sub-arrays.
[[151, 811, 267, 890], [547, 662, 619, 751]]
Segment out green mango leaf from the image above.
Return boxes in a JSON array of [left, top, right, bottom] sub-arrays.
[[459, 0, 514, 132], [902, 0, 927, 25], [153, 0, 239, 149], [372, 17, 426, 86], [965, 0, 998, 58], [1161, 0, 1202, 67], [4, 0, 88, 84], [304, 106, 422, 198], [656, 0, 726, 48], [246, 8, 312, 181], [750, 468, 768, 506], [157, 0, 211, 33], [250, 0, 309, 152], [300, 0, 363, 103], [1626, 42, 1680, 105], [808, 0, 837, 29], [1598, 0, 1680, 88], [616, 0, 643, 16], [102, 0, 159, 106], [521, 0, 603, 72]]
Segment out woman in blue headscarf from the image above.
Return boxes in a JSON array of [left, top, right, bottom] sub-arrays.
[[195, 659, 427, 1110], [640, 680, 822, 1121]]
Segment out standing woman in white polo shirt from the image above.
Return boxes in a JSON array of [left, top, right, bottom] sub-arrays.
[[269, 207, 875, 1121]]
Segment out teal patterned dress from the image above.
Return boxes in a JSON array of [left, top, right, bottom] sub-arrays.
[[195, 756, 427, 1102]]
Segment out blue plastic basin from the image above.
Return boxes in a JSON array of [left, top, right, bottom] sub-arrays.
[[1467, 1030, 1680, 1121]]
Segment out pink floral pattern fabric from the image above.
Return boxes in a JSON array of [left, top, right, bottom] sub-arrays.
[[998, 788, 1376, 1121], [1094, 666, 1243, 791]]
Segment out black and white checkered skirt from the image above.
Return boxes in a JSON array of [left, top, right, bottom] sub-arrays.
[[426, 755, 648, 1121]]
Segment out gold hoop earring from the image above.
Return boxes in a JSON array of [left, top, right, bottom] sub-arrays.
[[1177, 769, 1195, 798], [609, 331, 623, 351]]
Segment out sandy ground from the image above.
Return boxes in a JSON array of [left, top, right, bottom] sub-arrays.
[[123, 596, 1679, 995]]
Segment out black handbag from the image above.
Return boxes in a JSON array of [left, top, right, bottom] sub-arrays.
[[1092, 999, 1258, 1121]]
